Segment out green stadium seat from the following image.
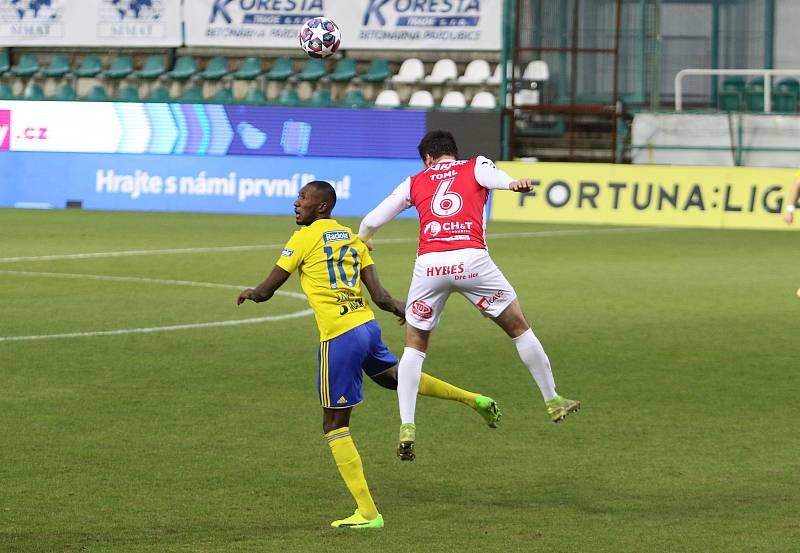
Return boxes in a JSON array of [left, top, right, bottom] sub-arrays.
[[208, 87, 234, 104], [50, 83, 76, 101], [116, 85, 141, 102], [329, 58, 357, 82], [721, 76, 746, 94], [42, 54, 71, 78], [105, 55, 134, 79], [178, 84, 204, 103], [74, 55, 103, 78], [360, 59, 391, 83], [717, 90, 741, 111], [278, 87, 300, 106], [167, 56, 197, 81], [748, 76, 765, 89], [201, 56, 228, 81], [243, 87, 267, 105], [297, 58, 326, 82], [83, 85, 110, 102], [745, 79, 766, 112], [135, 55, 166, 80], [232, 57, 262, 80], [145, 85, 171, 102], [308, 89, 332, 107], [0, 82, 15, 100], [0, 49, 9, 75], [771, 78, 799, 113], [340, 89, 368, 108], [22, 83, 45, 100], [11, 53, 40, 77], [266, 57, 294, 81]]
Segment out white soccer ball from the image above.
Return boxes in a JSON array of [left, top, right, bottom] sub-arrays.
[[299, 17, 341, 59]]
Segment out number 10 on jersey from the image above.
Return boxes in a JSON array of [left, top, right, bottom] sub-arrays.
[[324, 245, 360, 289]]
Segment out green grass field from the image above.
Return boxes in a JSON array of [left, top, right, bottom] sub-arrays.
[[1, 208, 798, 553]]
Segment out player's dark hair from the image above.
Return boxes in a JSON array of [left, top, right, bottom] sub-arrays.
[[418, 130, 459, 161], [306, 180, 337, 211]]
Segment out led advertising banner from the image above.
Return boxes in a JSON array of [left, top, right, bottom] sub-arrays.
[[491, 162, 799, 231], [184, 0, 501, 50], [0, 150, 420, 217], [0, 101, 426, 159], [0, 0, 181, 46]]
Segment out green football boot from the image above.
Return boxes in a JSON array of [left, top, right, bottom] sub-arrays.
[[546, 395, 581, 423], [475, 395, 502, 428], [397, 423, 416, 461], [331, 510, 384, 529]]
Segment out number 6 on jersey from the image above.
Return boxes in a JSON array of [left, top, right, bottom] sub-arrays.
[[431, 178, 462, 217]]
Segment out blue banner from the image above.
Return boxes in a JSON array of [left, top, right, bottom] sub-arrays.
[[0, 151, 420, 218]]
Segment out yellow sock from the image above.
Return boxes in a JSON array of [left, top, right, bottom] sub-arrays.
[[418, 373, 478, 408], [325, 427, 378, 520]]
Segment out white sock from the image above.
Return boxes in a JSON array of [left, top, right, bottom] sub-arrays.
[[512, 328, 557, 401], [397, 347, 425, 424]]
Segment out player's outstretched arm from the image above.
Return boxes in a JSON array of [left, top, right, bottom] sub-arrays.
[[358, 178, 412, 244], [474, 156, 533, 193], [361, 265, 406, 323], [237, 266, 291, 305]]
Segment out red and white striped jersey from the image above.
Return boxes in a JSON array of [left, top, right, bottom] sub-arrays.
[[359, 156, 514, 256]]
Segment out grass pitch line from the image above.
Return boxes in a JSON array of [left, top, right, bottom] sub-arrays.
[[0, 227, 672, 264], [0, 270, 313, 342]]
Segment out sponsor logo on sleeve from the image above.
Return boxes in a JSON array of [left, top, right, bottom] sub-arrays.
[[281, 248, 294, 257], [323, 230, 350, 243]]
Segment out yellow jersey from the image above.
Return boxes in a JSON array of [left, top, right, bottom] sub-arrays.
[[275, 218, 376, 341]]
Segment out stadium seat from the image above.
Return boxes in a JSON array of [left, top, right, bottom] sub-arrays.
[[105, 55, 134, 79], [486, 63, 502, 85], [232, 57, 262, 80], [374, 89, 401, 107], [145, 85, 171, 102], [721, 76, 746, 94], [717, 89, 742, 111], [278, 87, 300, 106], [11, 53, 40, 77], [773, 78, 799, 113], [50, 83, 76, 101], [408, 90, 435, 108], [424, 59, 458, 84], [440, 90, 467, 109], [167, 56, 197, 81], [457, 59, 491, 84], [329, 58, 357, 82], [135, 55, 166, 80], [745, 79, 765, 112], [243, 87, 267, 104], [208, 87, 234, 104], [42, 54, 71, 78], [340, 89, 368, 107], [0, 49, 9, 75], [360, 59, 391, 83], [74, 55, 102, 78], [83, 85, 109, 102], [523, 60, 550, 82], [22, 83, 44, 100], [266, 57, 294, 81], [470, 91, 497, 109], [308, 89, 332, 107], [200, 56, 228, 81], [297, 58, 326, 82], [392, 58, 425, 83], [0, 82, 14, 100], [178, 84, 204, 103], [115, 85, 140, 102]]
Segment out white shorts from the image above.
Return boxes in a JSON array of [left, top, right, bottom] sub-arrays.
[[405, 248, 517, 331]]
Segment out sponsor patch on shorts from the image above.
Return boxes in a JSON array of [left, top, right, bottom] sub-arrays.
[[411, 300, 433, 320]]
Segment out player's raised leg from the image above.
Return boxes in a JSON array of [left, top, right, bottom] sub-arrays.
[[492, 299, 581, 422]]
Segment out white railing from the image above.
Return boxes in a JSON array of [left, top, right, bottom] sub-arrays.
[[674, 68, 800, 112]]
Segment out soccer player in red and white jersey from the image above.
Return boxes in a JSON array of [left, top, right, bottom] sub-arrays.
[[358, 130, 581, 460]]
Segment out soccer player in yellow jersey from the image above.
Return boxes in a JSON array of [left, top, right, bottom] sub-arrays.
[[237, 181, 500, 529]]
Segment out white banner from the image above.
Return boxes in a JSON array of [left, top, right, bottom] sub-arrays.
[[184, 0, 501, 50], [0, 0, 182, 46]]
